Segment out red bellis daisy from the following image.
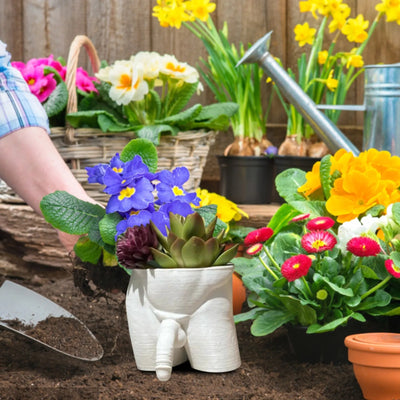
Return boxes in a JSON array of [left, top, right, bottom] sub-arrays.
[[346, 237, 381, 257], [244, 227, 274, 246], [385, 259, 400, 278], [281, 254, 313, 282], [306, 217, 335, 231], [301, 230, 337, 253]]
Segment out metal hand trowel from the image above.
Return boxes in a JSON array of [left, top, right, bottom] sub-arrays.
[[0, 280, 103, 361]]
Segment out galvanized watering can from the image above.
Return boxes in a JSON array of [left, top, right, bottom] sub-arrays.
[[238, 31, 400, 156]]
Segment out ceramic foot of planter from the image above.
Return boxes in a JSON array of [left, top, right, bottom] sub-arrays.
[[125, 265, 241, 381], [345, 332, 400, 400]]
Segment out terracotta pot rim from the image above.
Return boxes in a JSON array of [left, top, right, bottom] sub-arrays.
[[345, 332, 400, 353]]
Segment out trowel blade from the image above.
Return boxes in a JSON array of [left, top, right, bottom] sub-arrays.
[[0, 280, 103, 361]]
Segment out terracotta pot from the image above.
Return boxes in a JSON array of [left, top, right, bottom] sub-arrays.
[[345, 332, 400, 400], [232, 273, 246, 315]]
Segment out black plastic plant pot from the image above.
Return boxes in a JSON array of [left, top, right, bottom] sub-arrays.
[[217, 155, 274, 204]]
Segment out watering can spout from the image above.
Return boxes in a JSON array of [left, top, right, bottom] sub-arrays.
[[237, 31, 360, 155]]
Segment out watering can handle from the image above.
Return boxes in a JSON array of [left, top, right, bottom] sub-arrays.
[[317, 104, 366, 112]]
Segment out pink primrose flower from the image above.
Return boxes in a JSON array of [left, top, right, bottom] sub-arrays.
[[76, 67, 99, 93], [27, 55, 66, 79], [301, 230, 337, 253], [385, 259, 400, 279], [346, 237, 381, 257], [306, 216, 335, 231], [21, 64, 57, 102], [244, 227, 274, 246], [281, 254, 313, 282]]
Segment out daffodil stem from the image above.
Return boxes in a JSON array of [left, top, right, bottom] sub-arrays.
[[360, 275, 391, 300]]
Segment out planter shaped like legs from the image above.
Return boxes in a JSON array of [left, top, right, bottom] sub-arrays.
[[125, 265, 241, 381]]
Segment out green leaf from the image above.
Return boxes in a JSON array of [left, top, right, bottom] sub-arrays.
[[74, 236, 102, 264], [66, 109, 131, 131], [318, 274, 353, 297], [99, 213, 122, 245], [234, 307, 263, 323], [43, 80, 68, 118], [356, 290, 391, 311], [165, 81, 199, 116], [319, 154, 332, 199], [392, 203, 400, 225], [275, 168, 307, 202], [40, 191, 105, 235], [214, 243, 238, 265], [267, 203, 301, 234], [279, 295, 317, 326], [135, 124, 178, 145], [159, 104, 202, 125], [120, 138, 158, 172], [150, 248, 178, 268], [250, 310, 293, 336]]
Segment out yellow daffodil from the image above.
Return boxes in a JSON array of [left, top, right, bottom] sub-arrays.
[[341, 14, 369, 43], [376, 0, 400, 24], [185, 0, 216, 21], [318, 50, 328, 65], [152, 0, 189, 29], [326, 70, 338, 91], [294, 22, 316, 46], [328, 4, 351, 32], [346, 51, 364, 68]]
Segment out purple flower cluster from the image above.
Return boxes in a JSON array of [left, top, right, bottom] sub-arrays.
[[86, 153, 199, 238]]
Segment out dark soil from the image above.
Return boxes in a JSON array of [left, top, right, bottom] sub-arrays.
[[0, 273, 365, 400]]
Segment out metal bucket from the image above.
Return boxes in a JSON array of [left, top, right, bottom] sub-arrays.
[[363, 64, 400, 155]]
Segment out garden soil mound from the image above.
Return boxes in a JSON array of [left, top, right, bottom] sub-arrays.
[[0, 274, 364, 400]]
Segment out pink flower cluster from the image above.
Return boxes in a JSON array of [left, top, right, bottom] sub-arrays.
[[12, 55, 98, 103], [244, 215, 385, 283]]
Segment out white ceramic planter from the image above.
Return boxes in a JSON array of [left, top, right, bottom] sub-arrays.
[[125, 264, 241, 381]]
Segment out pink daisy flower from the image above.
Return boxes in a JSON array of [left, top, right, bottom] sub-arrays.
[[346, 237, 381, 257], [291, 213, 310, 223], [306, 216, 335, 231], [246, 243, 263, 256], [301, 230, 337, 253], [385, 259, 400, 279], [244, 227, 274, 246], [281, 254, 313, 282]]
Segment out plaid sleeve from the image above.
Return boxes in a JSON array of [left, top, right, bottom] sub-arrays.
[[0, 45, 50, 138]]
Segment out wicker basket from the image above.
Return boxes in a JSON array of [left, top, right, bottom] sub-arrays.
[[0, 35, 217, 203]]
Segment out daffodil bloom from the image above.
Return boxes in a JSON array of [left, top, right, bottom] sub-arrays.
[[376, 0, 400, 24], [185, 0, 216, 21], [152, 0, 190, 28], [341, 14, 369, 43], [294, 22, 316, 46], [346, 52, 364, 68], [326, 70, 339, 91], [318, 50, 328, 65]]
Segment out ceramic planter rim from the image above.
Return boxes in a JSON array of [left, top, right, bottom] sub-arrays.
[[345, 332, 400, 354]]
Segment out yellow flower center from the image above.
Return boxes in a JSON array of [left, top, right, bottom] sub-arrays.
[[118, 187, 135, 200], [166, 62, 185, 73], [293, 263, 300, 270], [173, 186, 184, 196], [117, 74, 132, 90], [113, 167, 123, 173], [312, 239, 326, 250]]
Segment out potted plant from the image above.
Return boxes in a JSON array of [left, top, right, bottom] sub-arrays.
[[272, 0, 399, 160], [234, 148, 400, 362], [39, 137, 242, 381], [153, 0, 277, 204]]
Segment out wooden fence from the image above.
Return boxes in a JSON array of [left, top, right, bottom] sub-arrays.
[[1, 0, 400, 181]]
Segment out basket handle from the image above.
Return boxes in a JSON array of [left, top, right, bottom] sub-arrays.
[[64, 35, 101, 143]]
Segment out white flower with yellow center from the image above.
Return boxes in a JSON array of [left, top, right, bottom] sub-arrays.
[[159, 54, 199, 84], [131, 51, 162, 81], [107, 60, 149, 106]]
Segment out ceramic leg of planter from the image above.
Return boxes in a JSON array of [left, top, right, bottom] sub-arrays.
[[185, 289, 241, 372], [125, 265, 241, 381]]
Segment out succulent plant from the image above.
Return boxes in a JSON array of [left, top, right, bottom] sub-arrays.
[[150, 212, 238, 268]]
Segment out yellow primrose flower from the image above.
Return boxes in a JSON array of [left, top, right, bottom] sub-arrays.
[[195, 189, 248, 223], [186, 0, 216, 22], [294, 22, 317, 46], [341, 14, 369, 43], [326, 70, 338, 91], [298, 161, 322, 197], [376, 0, 400, 24], [318, 50, 329, 65]]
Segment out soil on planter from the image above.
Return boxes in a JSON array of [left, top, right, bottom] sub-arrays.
[[0, 273, 364, 400]]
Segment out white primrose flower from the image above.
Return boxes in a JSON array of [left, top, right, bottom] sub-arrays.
[[131, 52, 163, 80], [108, 60, 149, 106], [159, 54, 199, 84]]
